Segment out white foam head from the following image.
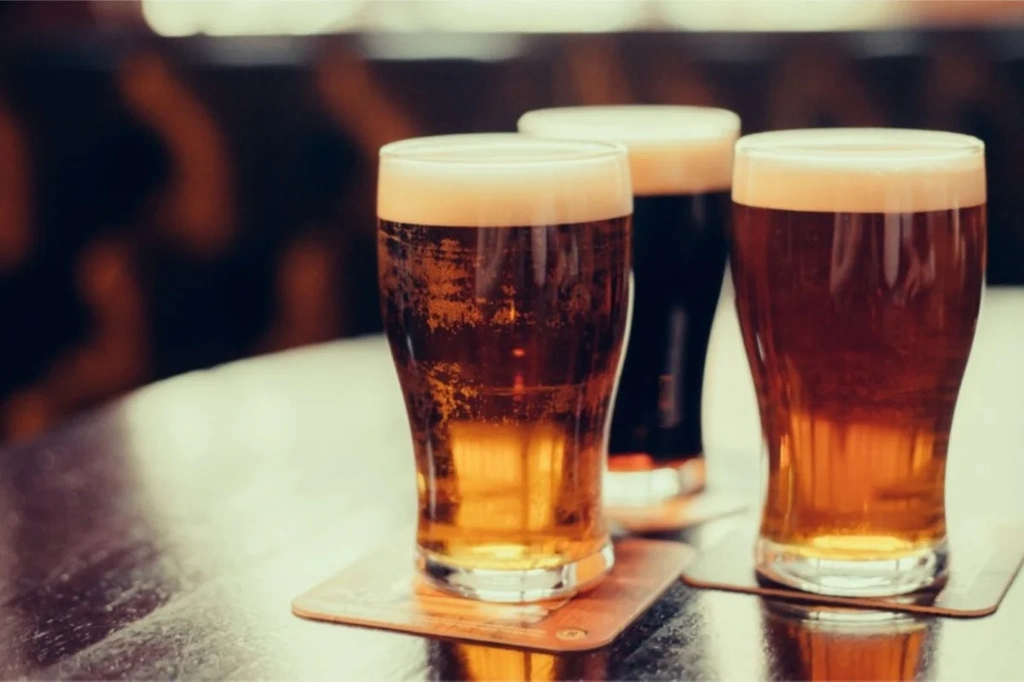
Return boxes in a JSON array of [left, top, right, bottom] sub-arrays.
[[732, 128, 986, 213], [377, 133, 631, 227], [517, 105, 740, 196]]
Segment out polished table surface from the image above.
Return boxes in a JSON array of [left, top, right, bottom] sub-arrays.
[[1, 282, 1022, 680]]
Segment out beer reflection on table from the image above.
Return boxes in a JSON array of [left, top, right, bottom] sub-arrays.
[[760, 600, 938, 681], [428, 640, 608, 682]]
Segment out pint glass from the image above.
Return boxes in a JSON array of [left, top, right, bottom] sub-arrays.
[[730, 128, 986, 596], [519, 106, 739, 507], [377, 134, 633, 602]]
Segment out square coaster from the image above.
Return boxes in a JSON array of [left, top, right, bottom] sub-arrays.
[[607, 490, 749, 534], [292, 538, 694, 652], [680, 518, 1024, 618]]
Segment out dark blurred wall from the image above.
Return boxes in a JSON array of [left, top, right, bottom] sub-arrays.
[[0, 30, 1022, 441]]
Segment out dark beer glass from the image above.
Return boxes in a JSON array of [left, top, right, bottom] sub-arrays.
[[730, 129, 986, 596], [377, 134, 633, 602], [519, 106, 740, 507]]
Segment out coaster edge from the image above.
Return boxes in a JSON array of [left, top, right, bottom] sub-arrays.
[[679, 570, 998, 619], [290, 538, 695, 652]]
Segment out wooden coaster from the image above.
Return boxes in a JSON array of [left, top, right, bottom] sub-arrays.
[[680, 518, 1024, 618], [607, 490, 749, 534], [292, 538, 694, 652]]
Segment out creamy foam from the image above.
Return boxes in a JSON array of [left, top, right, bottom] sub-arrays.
[[733, 128, 986, 213], [517, 106, 740, 196], [377, 133, 632, 227]]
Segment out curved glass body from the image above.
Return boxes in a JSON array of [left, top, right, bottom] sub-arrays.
[[377, 133, 633, 602], [730, 128, 987, 597]]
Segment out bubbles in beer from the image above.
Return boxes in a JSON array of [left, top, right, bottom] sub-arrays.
[[379, 217, 630, 576]]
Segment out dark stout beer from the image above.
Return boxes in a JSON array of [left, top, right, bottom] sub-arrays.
[[519, 106, 739, 507], [610, 191, 729, 466], [377, 134, 632, 602], [730, 128, 986, 596]]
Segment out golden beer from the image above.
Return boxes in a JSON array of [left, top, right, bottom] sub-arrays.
[[377, 134, 632, 602], [518, 106, 739, 509], [730, 129, 986, 596]]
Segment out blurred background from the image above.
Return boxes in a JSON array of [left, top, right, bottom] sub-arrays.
[[0, 0, 1021, 443]]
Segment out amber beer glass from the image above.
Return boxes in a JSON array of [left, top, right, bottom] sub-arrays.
[[730, 129, 986, 596], [377, 134, 633, 602], [519, 106, 739, 507]]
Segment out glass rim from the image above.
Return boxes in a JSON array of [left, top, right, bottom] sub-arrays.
[[732, 128, 986, 212], [735, 127, 984, 163], [377, 133, 633, 227], [379, 132, 629, 166]]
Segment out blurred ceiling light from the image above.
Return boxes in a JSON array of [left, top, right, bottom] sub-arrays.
[[402, 0, 645, 33], [659, 0, 902, 32], [905, 0, 1024, 26], [362, 34, 525, 61], [141, 0, 366, 37]]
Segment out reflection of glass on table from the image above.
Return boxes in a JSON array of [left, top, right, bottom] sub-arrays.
[[429, 640, 609, 681], [761, 601, 934, 681]]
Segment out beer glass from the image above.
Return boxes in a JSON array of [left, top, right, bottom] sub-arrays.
[[519, 106, 740, 508], [730, 128, 986, 596], [377, 134, 633, 602]]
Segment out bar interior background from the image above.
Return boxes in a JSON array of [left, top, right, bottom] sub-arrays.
[[0, 0, 1021, 444]]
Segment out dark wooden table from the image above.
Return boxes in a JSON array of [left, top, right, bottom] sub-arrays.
[[2, 282, 1022, 680]]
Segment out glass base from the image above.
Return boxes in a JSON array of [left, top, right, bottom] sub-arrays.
[[604, 456, 705, 507], [755, 536, 949, 598], [417, 541, 615, 603]]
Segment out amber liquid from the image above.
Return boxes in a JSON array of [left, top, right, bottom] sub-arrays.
[[379, 218, 631, 571], [731, 205, 985, 559], [430, 641, 607, 681], [763, 606, 930, 681]]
